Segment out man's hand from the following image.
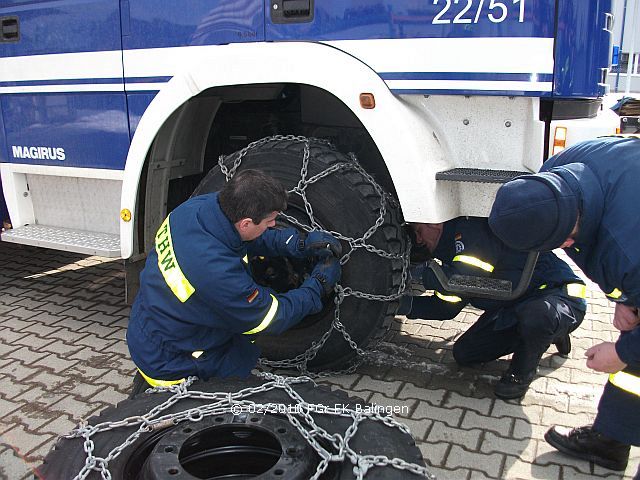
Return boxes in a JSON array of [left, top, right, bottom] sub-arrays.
[[612, 303, 640, 332], [301, 231, 342, 258], [585, 342, 627, 373], [311, 256, 342, 296]]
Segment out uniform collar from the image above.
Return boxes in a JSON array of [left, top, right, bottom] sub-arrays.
[[203, 193, 244, 251]]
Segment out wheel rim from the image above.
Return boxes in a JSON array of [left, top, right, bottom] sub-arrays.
[[135, 414, 317, 480]]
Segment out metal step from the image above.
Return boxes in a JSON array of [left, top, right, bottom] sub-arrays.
[[436, 168, 530, 183], [426, 252, 539, 301], [448, 274, 512, 298], [1, 225, 120, 258]]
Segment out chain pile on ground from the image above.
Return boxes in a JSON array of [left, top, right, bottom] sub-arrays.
[[65, 372, 433, 479], [219, 135, 411, 376], [59, 136, 426, 479]]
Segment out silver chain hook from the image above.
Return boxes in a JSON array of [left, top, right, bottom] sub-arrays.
[[66, 136, 425, 479]]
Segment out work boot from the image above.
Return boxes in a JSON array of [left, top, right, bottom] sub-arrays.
[[554, 334, 571, 356], [129, 371, 149, 399], [494, 369, 536, 400], [545, 425, 630, 471]]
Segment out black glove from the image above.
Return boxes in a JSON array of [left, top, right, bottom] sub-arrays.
[[311, 256, 342, 296], [301, 231, 342, 258]]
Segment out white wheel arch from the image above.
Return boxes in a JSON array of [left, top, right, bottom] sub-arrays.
[[120, 41, 451, 258]]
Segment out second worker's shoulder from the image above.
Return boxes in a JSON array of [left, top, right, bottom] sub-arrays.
[[452, 216, 494, 241]]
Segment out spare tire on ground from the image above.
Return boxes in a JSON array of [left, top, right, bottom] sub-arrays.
[[37, 375, 430, 479], [191, 136, 409, 373]]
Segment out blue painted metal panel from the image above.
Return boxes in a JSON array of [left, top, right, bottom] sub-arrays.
[[0, 108, 9, 224], [553, 0, 613, 98], [2, 93, 130, 170], [0, 0, 123, 56], [387, 89, 551, 97], [380, 72, 553, 82], [123, 0, 265, 49], [0, 179, 9, 224], [126, 92, 157, 138], [0, 78, 123, 88], [265, 0, 556, 40], [0, 105, 7, 164], [264, 0, 559, 97], [0, 0, 131, 170], [381, 72, 554, 96]]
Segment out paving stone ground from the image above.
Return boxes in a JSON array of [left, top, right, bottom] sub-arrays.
[[0, 242, 638, 479]]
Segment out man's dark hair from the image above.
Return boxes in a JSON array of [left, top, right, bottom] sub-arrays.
[[219, 169, 288, 223]]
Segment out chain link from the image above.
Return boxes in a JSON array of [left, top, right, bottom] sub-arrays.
[[65, 372, 433, 479], [218, 135, 411, 375], [63, 136, 427, 479]]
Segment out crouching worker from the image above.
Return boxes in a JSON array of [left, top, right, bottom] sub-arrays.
[[400, 217, 586, 399], [489, 136, 640, 471], [126, 169, 342, 396]]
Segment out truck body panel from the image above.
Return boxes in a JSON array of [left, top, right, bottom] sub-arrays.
[[0, 1, 618, 258]]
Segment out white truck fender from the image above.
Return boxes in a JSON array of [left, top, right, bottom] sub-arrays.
[[120, 41, 450, 257]]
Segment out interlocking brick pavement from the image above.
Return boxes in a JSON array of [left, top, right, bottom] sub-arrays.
[[0, 242, 638, 479]]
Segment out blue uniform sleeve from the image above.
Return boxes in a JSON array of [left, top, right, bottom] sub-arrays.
[[615, 274, 640, 369], [192, 253, 323, 336], [423, 219, 500, 288], [419, 218, 506, 311], [408, 294, 466, 320], [248, 228, 300, 258], [616, 328, 640, 369], [451, 220, 502, 276], [615, 246, 640, 308]]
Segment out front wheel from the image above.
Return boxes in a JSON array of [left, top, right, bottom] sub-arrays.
[[192, 136, 409, 372]]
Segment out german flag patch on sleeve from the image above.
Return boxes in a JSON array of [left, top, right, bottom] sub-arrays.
[[247, 289, 259, 303]]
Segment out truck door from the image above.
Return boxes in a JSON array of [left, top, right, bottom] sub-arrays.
[[0, 0, 130, 170], [122, 0, 266, 135], [265, 0, 557, 97]]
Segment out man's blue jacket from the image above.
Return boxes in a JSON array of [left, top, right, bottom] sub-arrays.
[[412, 217, 586, 327], [541, 137, 640, 369], [126, 193, 324, 380]]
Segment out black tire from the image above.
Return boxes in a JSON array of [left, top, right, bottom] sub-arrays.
[[191, 137, 408, 371], [38, 376, 426, 479]]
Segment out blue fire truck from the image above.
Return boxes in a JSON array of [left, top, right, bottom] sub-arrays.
[[0, 1, 617, 368]]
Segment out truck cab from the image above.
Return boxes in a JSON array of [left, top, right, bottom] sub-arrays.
[[0, 1, 616, 258]]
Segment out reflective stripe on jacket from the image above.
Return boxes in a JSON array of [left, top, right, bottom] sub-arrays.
[[609, 371, 640, 397], [127, 193, 323, 381], [422, 217, 587, 320]]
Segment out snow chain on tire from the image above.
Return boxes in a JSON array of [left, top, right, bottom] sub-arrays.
[[52, 372, 434, 479], [40, 137, 430, 480], [218, 135, 411, 376]]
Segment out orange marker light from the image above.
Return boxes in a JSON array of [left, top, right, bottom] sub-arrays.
[[359, 93, 375, 109], [552, 126, 567, 155]]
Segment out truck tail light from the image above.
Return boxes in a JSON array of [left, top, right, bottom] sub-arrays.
[[552, 126, 567, 155]]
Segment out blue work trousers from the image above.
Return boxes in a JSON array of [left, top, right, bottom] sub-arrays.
[[451, 294, 585, 375]]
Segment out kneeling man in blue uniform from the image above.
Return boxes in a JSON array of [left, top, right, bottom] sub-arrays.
[[490, 136, 640, 472], [127, 169, 342, 393], [402, 217, 586, 400]]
